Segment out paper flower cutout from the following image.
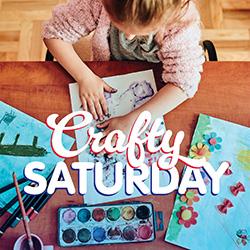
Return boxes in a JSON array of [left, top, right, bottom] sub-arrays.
[[180, 189, 200, 206], [203, 132, 222, 152], [177, 206, 198, 228], [236, 229, 249, 246], [189, 143, 211, 159]]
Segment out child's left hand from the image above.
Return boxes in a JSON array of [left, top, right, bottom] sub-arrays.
[[96, 114, 135, 144]]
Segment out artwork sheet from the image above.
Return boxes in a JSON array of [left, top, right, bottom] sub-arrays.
[[69, 70, 170, 204], [165, 114, 250, 250], [0, 101, 75, 213]]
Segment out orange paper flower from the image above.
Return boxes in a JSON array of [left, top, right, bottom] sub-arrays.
[[189, 143, 211, 159], [180, 189, 200, 206]]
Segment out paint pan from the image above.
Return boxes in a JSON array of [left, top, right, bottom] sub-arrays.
[[58, 202, 155, 247]]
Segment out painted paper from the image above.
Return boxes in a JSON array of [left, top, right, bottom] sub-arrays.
[[165, 114, 250, 250], [0, 101, 74, 212], [69, 70, 169, 204]]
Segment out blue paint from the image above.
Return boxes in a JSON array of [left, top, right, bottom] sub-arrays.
[[93, 227, 106, 242], [77, 208, 91, 223]]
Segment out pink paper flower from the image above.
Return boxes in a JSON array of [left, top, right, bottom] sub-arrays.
[[177, 206, 198, 228]]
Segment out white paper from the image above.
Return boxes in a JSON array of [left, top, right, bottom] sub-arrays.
[[69, 70, 169, 204]]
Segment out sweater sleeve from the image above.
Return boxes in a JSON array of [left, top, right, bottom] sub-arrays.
[[42, 0, 102, 43], [157, 2, 205, 98]]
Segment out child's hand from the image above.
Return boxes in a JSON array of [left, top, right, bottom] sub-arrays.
[[78, 73, 117, 120], [96, 114, 135, 145]]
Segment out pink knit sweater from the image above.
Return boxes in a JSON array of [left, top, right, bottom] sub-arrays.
[[42, 0, 205, 97]]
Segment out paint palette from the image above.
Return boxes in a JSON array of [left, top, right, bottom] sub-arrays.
[[58, 202, 155, 247]]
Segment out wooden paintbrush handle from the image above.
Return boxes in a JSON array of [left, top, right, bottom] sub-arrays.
[[13, 173, 34, 250]]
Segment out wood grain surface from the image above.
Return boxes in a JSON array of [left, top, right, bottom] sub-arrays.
[[0, 0, 250, 61], [0, 61, 249, 250]]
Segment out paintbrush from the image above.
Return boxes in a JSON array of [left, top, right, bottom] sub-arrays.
[[0, 171, 54, 234], [28, 191, 53, 221], [0, 182, 36, 217], [0, 190, 25, 217], [0, 195, 33, 236], [0, 177, 28, 194], [13, 172, 34, 250]]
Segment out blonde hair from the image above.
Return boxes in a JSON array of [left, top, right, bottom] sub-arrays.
[[102, 0, 190, 27]]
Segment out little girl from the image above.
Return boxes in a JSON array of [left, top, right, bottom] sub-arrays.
[[42, 0, 204, 136]]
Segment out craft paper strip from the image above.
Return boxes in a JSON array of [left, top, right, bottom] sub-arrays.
[[69, 70, 169, 204], [165, 114, 250, 250], [0, 101, 75, 213]]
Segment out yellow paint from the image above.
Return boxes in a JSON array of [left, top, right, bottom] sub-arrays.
[[181, 210, 192, 221], [237, 150, 250, 171]]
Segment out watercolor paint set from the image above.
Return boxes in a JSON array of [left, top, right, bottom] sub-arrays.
[[58, 202, 156, 247]]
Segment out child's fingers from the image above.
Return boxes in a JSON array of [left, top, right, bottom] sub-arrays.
[[86, 98, 98, 120], [103, 81, 117, 93], [94, 99, 104, 121], [97, 120, 110, 129], [80, 97, 88, 111], [100, 96, 108, 116]]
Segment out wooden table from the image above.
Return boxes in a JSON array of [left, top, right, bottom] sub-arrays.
[[0, 61, 249, 250]]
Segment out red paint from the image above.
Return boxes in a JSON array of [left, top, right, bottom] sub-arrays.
[[92, 208, 105, 222], [138, 225, 152, 240]]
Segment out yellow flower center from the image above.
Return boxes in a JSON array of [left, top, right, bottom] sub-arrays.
[[186, 191, 195, 199], [181, 210, 192, 220]]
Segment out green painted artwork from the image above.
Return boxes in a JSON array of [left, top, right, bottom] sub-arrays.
[[0, 133, 47, 157]]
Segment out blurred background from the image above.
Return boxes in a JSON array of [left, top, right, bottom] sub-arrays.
[[0, 0, 249, 61]]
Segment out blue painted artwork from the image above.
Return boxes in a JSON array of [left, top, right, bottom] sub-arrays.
[[165, 114, 250, 249], [0, 101, 74, 213]]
